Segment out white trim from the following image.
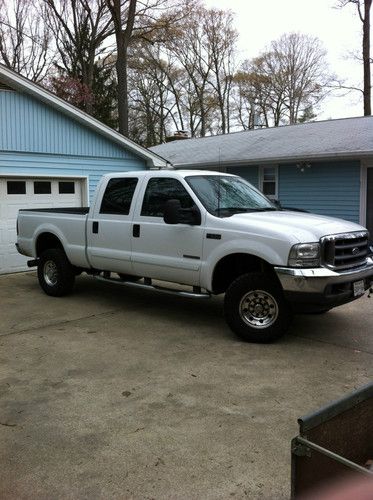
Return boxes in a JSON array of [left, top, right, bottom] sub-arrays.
[[360, 163, 367, 227], [259, 165, 278, 200], [0, 63, 167, 168], [0, 173, 87, 179], [359, 159, 373, 229]]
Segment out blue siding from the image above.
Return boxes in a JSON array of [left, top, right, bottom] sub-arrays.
[[227, 166, 259, 187], [0, 151, 145, 201], [279, 161, 360, 223], [0, 90, 137, 159]]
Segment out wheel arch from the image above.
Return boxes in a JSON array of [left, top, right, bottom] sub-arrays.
[[211, 252, 280, 294], [36, 232, 64, 256]]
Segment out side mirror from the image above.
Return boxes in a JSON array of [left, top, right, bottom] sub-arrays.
[[164, 199, 182, 224], [186, 205, 202, 225], [164, 199, 201, 225]]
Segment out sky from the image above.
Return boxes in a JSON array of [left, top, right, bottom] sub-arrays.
[[204, 0, 364, 121]]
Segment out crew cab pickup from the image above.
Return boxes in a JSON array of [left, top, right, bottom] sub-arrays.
[[16, 170, 373, 343]]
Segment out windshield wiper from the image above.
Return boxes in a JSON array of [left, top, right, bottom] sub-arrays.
[[214, 207, 256, 215], [251, 207, 278, 212], [214, 206, 278, 215]]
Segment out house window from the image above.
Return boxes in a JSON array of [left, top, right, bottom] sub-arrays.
[[59, 181, 75, 194], [260, 166, 278, 200], [34, 181, 51, 194], [7, 181, 26, 195]]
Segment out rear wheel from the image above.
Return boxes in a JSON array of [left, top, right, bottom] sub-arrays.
[[38, 248, 75, 296], [224, 273, 292, 343]]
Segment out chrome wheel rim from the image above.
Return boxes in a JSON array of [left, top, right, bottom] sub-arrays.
[[239, 290, 278, 329], [44, 260, 58, 287]]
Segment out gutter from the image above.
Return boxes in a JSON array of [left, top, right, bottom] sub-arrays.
[[166, 151, 373, 169]]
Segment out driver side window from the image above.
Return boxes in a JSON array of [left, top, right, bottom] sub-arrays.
[[141, 177, 194, 217]]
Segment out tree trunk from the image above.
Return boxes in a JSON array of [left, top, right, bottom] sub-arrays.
[[116, 40, 129, 135], [363, 0, 372, 115], [107, 0, 137, 137]]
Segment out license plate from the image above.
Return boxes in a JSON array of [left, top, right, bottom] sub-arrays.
[[353, 280, 365, 297]]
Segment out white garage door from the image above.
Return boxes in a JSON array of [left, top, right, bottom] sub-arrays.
[[0, 177, 83, 274]]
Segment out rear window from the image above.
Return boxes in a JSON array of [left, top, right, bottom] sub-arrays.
[[100, 178, 138, 215]]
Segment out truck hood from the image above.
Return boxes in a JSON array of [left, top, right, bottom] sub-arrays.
[[229, 210, 366, 242]]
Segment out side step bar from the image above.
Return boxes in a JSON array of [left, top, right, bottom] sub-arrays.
[[27, 258, 39, 268], [94, 275, 211, 299]]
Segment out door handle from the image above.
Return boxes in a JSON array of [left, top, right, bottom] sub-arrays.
[[133, 224, 140, 237], [92, 221, 99, 234]]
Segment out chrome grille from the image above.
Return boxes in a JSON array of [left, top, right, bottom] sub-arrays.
[[321, 231, 369, 270]]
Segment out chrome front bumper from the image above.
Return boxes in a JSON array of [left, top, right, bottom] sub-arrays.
[[275, 257, 373, 295]]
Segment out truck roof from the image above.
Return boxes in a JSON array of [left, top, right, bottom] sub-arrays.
[[102, 169, 234, 179]]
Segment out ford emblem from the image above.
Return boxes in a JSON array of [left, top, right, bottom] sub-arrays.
[[352, 247, 360, 255]]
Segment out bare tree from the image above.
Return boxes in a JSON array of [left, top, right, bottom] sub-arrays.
[[44, 0, 114, 113], [106, 0, 188, 137], [0, 0, 53, 82], [234, 57, 285, 128], [234, 33, 331, 127], [204, 8, 238, 134], [165, 5, 216, 137], [338, 0, 372, 115]]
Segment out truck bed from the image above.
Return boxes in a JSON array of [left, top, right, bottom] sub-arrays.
[[19, 207, 90, 215]]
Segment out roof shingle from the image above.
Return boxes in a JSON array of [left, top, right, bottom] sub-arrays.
[[150, 117, 373, 167]]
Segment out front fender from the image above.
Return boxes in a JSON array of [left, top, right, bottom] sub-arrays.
[[201, 237, 289, 291]]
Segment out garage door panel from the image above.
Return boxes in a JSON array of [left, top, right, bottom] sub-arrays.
[[0, 178, 83, 274]]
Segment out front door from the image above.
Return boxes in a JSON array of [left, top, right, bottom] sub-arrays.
[[131, 176, 204, 286]]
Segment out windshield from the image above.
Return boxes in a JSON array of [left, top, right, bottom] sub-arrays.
[[186, 175, 277, 217]]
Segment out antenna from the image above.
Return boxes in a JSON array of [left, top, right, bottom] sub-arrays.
[[217, 147, 222, 216]]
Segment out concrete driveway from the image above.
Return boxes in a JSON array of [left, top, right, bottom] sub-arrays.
[[0, 272, 372, 499]]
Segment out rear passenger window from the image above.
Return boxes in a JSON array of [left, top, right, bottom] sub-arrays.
[[7, 181, 26, 194], [100, 178, 138, 215], [141, 178, 194, 217]]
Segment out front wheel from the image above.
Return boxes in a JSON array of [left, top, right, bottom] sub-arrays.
[[37, 248, 75, 297], [224, 273, 292, 343]]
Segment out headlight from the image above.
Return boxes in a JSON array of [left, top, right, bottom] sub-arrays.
[[288, 243, 320, 268]]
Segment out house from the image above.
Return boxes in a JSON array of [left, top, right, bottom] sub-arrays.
[[150, 117, 373, 239], [0, 64, 166, 274]]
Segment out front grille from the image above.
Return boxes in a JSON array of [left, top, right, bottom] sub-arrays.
[[321, 231, 369, 270]]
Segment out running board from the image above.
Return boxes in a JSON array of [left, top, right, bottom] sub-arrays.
[[94, 275, 211, 299]]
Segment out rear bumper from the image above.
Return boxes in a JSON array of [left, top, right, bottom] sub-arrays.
[[275, 259, 373, 311]]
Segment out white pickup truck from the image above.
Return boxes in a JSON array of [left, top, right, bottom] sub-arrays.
[[16, 169, 373, 343]]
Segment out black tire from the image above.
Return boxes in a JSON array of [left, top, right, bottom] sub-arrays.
[[224, 273, 292, 343], [117, 273, 141, 282], [37, 248, 75, 297]]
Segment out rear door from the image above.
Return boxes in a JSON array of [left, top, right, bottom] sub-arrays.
[[86, 175, 141, 274], [131, 175, 205, 286]]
